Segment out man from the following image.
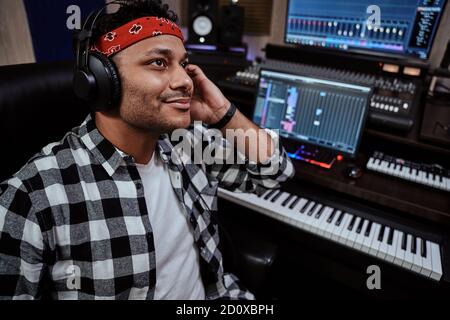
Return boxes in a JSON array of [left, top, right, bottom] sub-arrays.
[[0, 0, 294, 299]]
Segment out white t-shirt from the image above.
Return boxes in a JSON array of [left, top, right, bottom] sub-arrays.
[[136, 152, 206, 300]]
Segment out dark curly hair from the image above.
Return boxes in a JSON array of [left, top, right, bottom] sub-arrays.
[[90, 0, 179, 43]]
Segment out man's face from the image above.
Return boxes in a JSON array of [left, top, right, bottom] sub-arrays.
[[112, 35, 193, 133]]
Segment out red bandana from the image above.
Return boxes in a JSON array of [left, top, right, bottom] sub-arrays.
[[92, 16, 184, 57]]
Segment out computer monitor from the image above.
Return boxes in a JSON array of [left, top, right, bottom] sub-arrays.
[[285, 0, 448, 60], [253, 69, 372, 158]]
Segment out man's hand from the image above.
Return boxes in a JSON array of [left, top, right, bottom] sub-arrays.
[[186, 64, 231, 124], [186, 64, 275, 163]]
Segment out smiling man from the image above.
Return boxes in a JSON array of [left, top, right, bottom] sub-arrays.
[[0, 0, 294, 300]]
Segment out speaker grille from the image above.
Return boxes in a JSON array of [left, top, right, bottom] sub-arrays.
[[219, 0, 273, 35]]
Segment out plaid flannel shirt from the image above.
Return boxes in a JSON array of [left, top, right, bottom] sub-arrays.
[[0, 112, 294, 300]]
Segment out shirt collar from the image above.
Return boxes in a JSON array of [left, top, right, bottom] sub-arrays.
[[78, 113, 176, 176]]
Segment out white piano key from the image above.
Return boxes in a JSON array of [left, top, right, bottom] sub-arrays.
[[362, 222, 378, 254], [420, 241, 433, 278], [380, 160, 389, 173], [274, 192, 291, 205], [385, 163, 393, 175], [317, 207, 334, 237], [390, 164, 398, 176], [444, 177, 450, 191], [438, 177, 446, 190], [425, 173, 434, 186], [302, 201, 318, 231], [319, 207, 336, 234], [354, 220, 369, 250], [309, 205, 326, 234], [285, 198, 309, 227], [367, 157, 375, 169], [394, 232, 407, 266], [368, 224, 381, 256], [346, 217, 361, 248], [430, 242, 443, 281], [377, 227, 390, 259], [275, 193, 294, 223], [322, 209, 338, 239], [330, 211, 345, 241], [432, 175, 441, 189], [339, 214, 353, 245], [337, 214, 352, 244], [387, 163, 396, 175], [411, 237, 423, 274], [324, 210, 341, 241], [401, 166, 410, 179], [386, 230, 400, 263], [429, 174, 438, 188], [402, 234, 414, 270], [278, 194, 298, 215], [411, 168, 418, 182], [419, 171, 427, 185], [393, 165, 402, 177]]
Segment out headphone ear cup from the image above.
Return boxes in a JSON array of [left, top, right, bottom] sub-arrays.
[[88, 51, 121, 111]]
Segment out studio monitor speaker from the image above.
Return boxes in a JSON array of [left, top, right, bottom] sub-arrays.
[[188, 0, 219, 45], [220, 4, 245, 47]]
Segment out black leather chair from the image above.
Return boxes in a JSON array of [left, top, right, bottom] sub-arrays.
[[0, 61, 277, 299], [0, 61, 90, 182]]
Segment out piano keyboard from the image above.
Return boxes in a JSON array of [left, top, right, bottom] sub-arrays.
[[367, 151, 450, 192], [218, 187, 443, 281]]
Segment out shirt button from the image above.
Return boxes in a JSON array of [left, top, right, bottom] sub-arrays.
[[135, 182, 143, 189]]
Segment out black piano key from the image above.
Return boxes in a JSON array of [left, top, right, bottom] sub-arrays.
[[411, 236, 416, 254], [264, 189, 277, 200], [335, 212, 344, 226], [307, 203, 318, 216], [299, 201, 311, 214], [348, 215, 357, 231], [289, 197, 301, 209], [356, 219, 365, 234], [421, 239, 427, 258], [377, 225, 385, 242], [315, 205, 326, 219], [401, 232, 407, 250], [282, 194, 294, 207], [271, 190, 283, 202], [327, 210, 336, 223], [308, 202, 319, 217], [364, 221, 373, 237], [387, 228, 394, 245]]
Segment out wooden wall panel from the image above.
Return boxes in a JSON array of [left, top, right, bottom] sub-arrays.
[[0, 0, 35, 66]]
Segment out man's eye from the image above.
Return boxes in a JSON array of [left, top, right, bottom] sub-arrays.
[[150, 59, 167, 68], [181, 61, 189, 68]]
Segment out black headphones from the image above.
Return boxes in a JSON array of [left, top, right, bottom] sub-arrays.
[[73, 1, 126, 112]]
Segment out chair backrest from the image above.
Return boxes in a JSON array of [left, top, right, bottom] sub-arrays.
[[0, 61, 90, 181]]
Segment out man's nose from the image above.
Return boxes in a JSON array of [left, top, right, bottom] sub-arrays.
[[170, 66, 193, 93]]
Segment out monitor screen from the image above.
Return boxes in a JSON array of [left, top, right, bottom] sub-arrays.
[[253, 69, 372, 157], [285, 0, 447, 60]]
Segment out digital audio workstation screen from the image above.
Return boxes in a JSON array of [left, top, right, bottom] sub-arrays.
[[285, 0, 447, 60], [253, 70, 372, 156]]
